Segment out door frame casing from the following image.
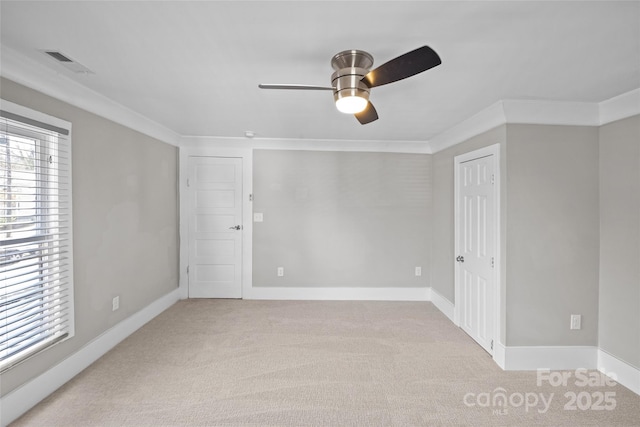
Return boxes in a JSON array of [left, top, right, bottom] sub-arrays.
[[179, 145, 253, 299], [453, 143, 502, 361]]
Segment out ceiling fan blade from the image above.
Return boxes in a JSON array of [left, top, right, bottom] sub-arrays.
[[362, 46, 441, 88], [355, 102, 378, 125], [258, 84, 334, 91]]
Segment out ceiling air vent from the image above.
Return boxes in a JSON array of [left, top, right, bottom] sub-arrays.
[[45, 51, 72, 62], [41, 50, 94, 74]]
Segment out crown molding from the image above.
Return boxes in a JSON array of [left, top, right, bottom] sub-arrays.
[[427, 91, 639, 154], [181, 135, 431, 154], [599, 88, 640, 126], [427, 101, 507, 153], [502, 99, 599, 126], [0, 45, 180, 147]]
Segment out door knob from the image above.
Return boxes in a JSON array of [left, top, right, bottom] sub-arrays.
[[229, 225, 242, 230], [456, 255, 465, 263]]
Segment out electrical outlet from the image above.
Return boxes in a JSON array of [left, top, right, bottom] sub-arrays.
[[415, 266, 422, 276], [277, 267, 284, 277], [112, 296, 120, 312], [570, 314, 581, 330]]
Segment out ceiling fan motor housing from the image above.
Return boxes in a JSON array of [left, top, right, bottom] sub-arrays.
[[331, 49, 374, 70], [331, 67, 370, 104], [330, 50, 374, 107]]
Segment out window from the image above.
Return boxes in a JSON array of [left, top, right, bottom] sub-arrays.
[[0, 101, 74, 372]]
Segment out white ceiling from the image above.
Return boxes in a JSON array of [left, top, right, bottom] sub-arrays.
[[1, 1, 639, 143]]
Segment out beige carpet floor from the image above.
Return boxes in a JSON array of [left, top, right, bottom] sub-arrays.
[[11, 300, 640, 426]]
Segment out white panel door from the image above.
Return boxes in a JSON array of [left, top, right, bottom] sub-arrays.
[[188, 157, 243, 298], [457, 154, 495, 353]]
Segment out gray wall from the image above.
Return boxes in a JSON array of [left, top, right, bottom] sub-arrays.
[[2, 74, 635, 399], [598, 115, 640, 368], [505, 124, 600, 346], [0, 78, 179, 396], [431, 126, 507, 303], [432, 124, 601, 348], [253, 150, 431, 288]]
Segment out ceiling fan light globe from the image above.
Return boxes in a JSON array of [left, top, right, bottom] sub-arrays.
[[335, 95, 368, 114]]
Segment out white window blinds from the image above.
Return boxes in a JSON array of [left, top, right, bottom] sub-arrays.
[[0, 102, 74, 372]]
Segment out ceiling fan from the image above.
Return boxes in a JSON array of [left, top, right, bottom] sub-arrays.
[[258, 46, 441, 125]]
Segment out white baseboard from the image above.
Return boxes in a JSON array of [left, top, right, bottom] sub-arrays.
[[597, 349, 640, 395], [245, 286, 430, 301], [493, 341, 507, 369], [0, 288, 180, 427], [502, 345, 598, 371], [429, 288, 454, 322]]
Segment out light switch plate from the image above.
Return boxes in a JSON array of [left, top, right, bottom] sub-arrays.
[[570, 314, 581, 330], [254, 212, 264, 222]]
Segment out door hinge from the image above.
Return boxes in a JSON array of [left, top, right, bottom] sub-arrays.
[[491, 257, 495, 268], [187, 178, 190, 187], [187, 265, 189, 275], [249, 194, 253, 202], [491, 174, 495, 185], [491, 339, 494, 350]]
